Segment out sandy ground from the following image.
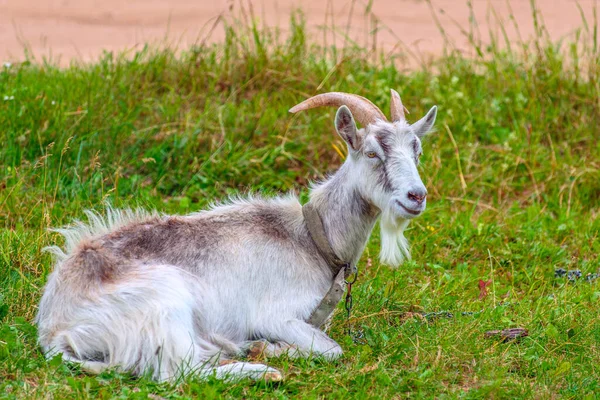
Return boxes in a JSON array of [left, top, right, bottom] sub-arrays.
[[0, 0, 597, 66]]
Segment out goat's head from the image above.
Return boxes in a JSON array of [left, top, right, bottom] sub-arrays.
[[290, 90, 437, 265]]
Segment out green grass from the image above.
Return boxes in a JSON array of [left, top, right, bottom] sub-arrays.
[[1, 5, 600, 399]]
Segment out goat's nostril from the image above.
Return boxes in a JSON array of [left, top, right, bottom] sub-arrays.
[[408, 190, 427, 203]]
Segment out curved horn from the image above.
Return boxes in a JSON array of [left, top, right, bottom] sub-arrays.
[[289, 92, 386, 126], [390, 89, 408, 121]]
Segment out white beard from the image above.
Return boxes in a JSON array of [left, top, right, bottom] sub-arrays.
[[379, 208, 410, 267]]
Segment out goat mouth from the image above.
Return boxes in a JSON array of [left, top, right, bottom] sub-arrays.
[[396, 201, 421, 216]]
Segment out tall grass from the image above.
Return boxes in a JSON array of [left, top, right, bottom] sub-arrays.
[[0, 2, 599, 398]]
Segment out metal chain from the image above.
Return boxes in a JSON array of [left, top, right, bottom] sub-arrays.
[[344, 266, 361, 340]]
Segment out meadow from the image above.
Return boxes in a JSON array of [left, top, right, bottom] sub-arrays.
[[1, 4, 599, 399]]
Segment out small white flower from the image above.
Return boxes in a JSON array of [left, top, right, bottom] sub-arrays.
[[3, 62, 11, 68], [3, 95, 14, 101], [516, 93, 527, 106], [51, 100, 56, 105]]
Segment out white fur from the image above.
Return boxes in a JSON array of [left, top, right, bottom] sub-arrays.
[[43, 208, 158, 262], [379, 210, 411, 266]]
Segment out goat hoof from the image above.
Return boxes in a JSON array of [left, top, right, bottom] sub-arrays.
[[247, 340, 268, 360], [263, 370, 283, 382]]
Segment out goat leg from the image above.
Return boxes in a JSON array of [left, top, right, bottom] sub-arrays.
[[245, 340, 300, 360], [261, 319, 343, 360]]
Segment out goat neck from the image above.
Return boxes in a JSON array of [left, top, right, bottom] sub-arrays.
[[307, 161, 379, 269]]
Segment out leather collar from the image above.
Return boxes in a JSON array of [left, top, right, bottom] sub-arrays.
[[302, 202, 352, 278]]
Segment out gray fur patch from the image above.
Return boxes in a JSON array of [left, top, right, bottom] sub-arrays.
[[351, 189, 379, 218], [103, 216, 224, 266], [65, 240, 123, 285], [249, 206, 292, 241], [375, 131, 393, 156], [377, 163, 394, 193]]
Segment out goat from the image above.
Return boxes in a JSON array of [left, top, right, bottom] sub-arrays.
[[35, 90, 438, 382]]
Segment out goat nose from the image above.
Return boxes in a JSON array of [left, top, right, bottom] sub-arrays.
[[407, 188, 427, 204]]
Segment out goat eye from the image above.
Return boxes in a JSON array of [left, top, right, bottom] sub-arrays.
[[366, 151, 377, 159]]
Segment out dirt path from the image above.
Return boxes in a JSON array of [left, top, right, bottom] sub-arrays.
[[1, 0, 596, 66]]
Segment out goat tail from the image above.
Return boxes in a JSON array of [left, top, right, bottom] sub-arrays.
[[36, 263, 281, 382]]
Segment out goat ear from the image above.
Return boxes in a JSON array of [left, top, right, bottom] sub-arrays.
[[335, 105, 360, 151], [411, 106, 437, 138]]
